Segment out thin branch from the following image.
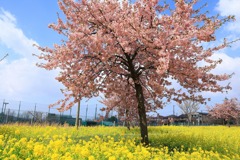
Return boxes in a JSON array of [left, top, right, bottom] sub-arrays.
[[0, 53, 8, 62]]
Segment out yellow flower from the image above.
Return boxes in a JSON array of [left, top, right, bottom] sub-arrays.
[[9, 154, 17, 160], [51, 153, 60, 160], [67, 138, 73, 143], [14, 130, 20, 135], [63, 157, 73, 160], [0, 139, 4, 146], [33, 144, 45, 156], [81, 148, 90, 157], [88, 155, 95, 160], [108, 156, 116, 160], [127, 152, 134, 159]]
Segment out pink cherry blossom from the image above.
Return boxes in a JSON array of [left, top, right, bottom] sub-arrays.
[[35, 0, 236, 145]]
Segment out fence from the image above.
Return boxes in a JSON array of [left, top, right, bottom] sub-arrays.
[[0, 99, 117, 126], [1, 99, 221, 126]]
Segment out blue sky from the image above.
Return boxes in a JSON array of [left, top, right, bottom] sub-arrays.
[[0, 0, 240, 117]]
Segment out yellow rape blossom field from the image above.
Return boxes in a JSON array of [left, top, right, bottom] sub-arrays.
[[0, 124, 239, 160]]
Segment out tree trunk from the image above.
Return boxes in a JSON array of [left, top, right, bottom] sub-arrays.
[[134, 83, 149, 145], [125, 109, 130, 130], [188, 114, 192, 126], [76, 100, 81, 130], [126, 121, 131, 130]]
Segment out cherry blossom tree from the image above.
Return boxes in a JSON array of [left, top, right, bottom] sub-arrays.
[[208, 98, 240, 125], [35, 0, 235, 145]]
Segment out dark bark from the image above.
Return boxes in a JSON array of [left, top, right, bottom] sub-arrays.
[[125, 109, 131, 130], [236, 118, 239, 126], [126, 121, 131, 130], [76, 100, 81, 130], [134, 83, 149, 145], [124, 52, 149, 145]]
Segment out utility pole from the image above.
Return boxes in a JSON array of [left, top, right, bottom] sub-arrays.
[[2, 101, 9, 123], [85, 104, 88, 121], [95, 104, 97, 120], [173, 105, 175, 115], [1, 100, 5, 113], [33, 103, 37, 122], [3, 102, 9, 114], [17, 101, 21, 120]]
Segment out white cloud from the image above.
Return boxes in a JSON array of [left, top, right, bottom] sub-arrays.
[[0, 8, 39, 58], [216, 0, 240, 33], [212, 53, 240, 72], [0, 8, 16, 23], [0, 9, 63, 105], [0, 59, 61, 102], [216, 0, 240, 17]]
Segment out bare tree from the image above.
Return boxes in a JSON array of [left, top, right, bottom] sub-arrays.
[[178, 100, 200, 125], [21, 111, 31, 119], [28, 111, 43, 122]]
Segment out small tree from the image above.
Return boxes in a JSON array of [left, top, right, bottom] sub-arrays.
[[36, 0, 235, 145], [208, 98, 240, 126], [101, 92, 137, 130], [28, 111, 44, 123], [178, 100, 200, 125]]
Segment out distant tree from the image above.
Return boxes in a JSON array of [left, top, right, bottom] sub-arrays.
[[35, 0, 235, 145], [101, 84, 158, 130], [106, 116, 118, 123], [178, 100, 200, 125], [101, 92, 136, 130], [28, 111, 44, 123], [21, 111, 31, 119], [208, 98, 240, 126]]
